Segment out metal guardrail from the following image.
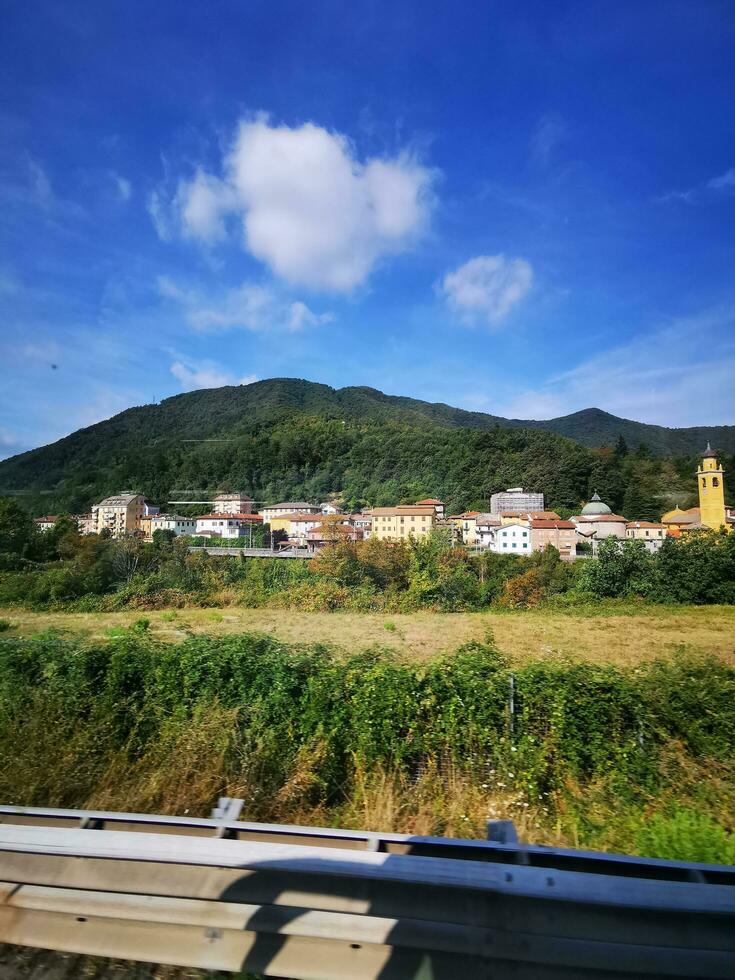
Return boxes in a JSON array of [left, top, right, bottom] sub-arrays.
[[0, 801, 733, 978], [188, 546, 311, 558]]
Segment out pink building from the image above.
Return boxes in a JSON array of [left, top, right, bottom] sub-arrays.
[[530, 519, 578, 558]]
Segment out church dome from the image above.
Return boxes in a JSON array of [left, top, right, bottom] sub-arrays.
[[581, 491, 612, 516]]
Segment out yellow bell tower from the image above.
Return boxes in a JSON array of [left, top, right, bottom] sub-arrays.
[[697, 443, 728, 531]]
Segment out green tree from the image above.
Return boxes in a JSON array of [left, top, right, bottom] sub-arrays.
[[0, 498, 36, 556]]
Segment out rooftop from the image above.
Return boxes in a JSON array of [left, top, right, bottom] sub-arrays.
[[265, 502, 318, 510], [531, 519, 576, 529], [627, 521, 665, 529], [196, 513, 263, 522]]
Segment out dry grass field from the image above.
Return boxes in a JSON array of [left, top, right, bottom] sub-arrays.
[[1, 604, 733, 665]]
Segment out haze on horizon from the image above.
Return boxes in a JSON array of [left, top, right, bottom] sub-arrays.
[[1, 0, 734, 459]]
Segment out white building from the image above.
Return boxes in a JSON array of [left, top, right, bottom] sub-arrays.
[[150, 514, 197, 537], [34, 516, 59, 532], [319, 502, 343, 515], [212, 493, 253, 514], [489, 521, 532, 554], [474, 514, 502, 548], [490, 487, 544, 515], [260, 502, 320, 522], [195, 514, 263, 540], [350, 513, 373, 539]]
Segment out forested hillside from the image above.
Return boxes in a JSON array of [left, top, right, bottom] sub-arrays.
[[0, 378, 731, 515]]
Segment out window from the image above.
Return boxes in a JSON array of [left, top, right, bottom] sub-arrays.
[[523, 543, 528, 549], [512, 542, 517, 548], [702, 478, 707, 488], [713, 477, 720, 487]]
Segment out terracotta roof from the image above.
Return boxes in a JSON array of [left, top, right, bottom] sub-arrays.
[[627, 521, 665, 529], [531, 520, 576, 529], [34, 515, 59, 523], [415, 498, 443, 505], [458, 511, 481, 518]]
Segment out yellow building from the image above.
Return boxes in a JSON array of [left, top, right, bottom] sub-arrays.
[[698, 443, 729, 531], [371, 506, 435, 541], [91, 493, 145, 538]]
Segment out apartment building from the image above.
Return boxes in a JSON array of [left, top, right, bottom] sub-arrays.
[[490, 487, 544, 515], [260, 502, 320, 522], [370, 506, 435, 541], [92, 493, 145, 538], [212, 493, 253, 514]]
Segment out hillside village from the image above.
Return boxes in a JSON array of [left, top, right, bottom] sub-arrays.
[[34, 444, 733, 557]]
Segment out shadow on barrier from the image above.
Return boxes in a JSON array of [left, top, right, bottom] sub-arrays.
[[213, 852, 733, 980]]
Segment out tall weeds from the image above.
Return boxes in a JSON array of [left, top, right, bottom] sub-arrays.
[[0, 631, 732, 861]]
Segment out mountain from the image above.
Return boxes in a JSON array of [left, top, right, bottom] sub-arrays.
[[0, 378, 731, 515]]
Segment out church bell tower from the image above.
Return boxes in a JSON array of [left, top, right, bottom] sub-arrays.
[[697, 443, 727, 531]]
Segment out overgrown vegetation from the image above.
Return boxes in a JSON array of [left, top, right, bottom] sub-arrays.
[[1, 497, 734, 612], [1, 630, 732, 863]]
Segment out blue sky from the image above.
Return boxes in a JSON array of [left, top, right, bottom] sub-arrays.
[[1, 0, 734, 458]]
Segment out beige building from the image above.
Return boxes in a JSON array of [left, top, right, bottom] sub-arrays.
[[92, 493, 145, 538], [212, 493, 253, 514], [626, 521, 667, 553], [530, 519, 577, 558], [370, 506, 436, 541], [415, 498, 445, 518], [260, 501, 320, 522]]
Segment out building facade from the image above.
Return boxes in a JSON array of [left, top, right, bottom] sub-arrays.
[[370, 506, 435, 541], [151, 514, 198, 536], [415, 498, 445, 518], [530, 519, 577, 558], [92, 493, 145, 538], [697, 444, 730, 531], [626, 521, 667, 552], [212, 493, 253, 515], [490, 522, 532, 553], [490, 487, 544, 515], [260, 502, 320, 522], [194, 514, 263, 539]]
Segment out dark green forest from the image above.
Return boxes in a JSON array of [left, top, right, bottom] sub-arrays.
[[0, 379, 730, 517]]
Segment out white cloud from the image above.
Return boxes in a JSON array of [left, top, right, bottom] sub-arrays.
[[112, 173, 132, 201], [176, 169, 235, 243], [157, 275, 333, 334], [147, 190, 174, 241], [494, 307, 735, 426], [287, 300, 334, 332], [440, 254, 533, 326], [170, 359, 257, 392], [659, 166, 735, 204], [154, 117, 436, 291], [708, 168, 735, 192]]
